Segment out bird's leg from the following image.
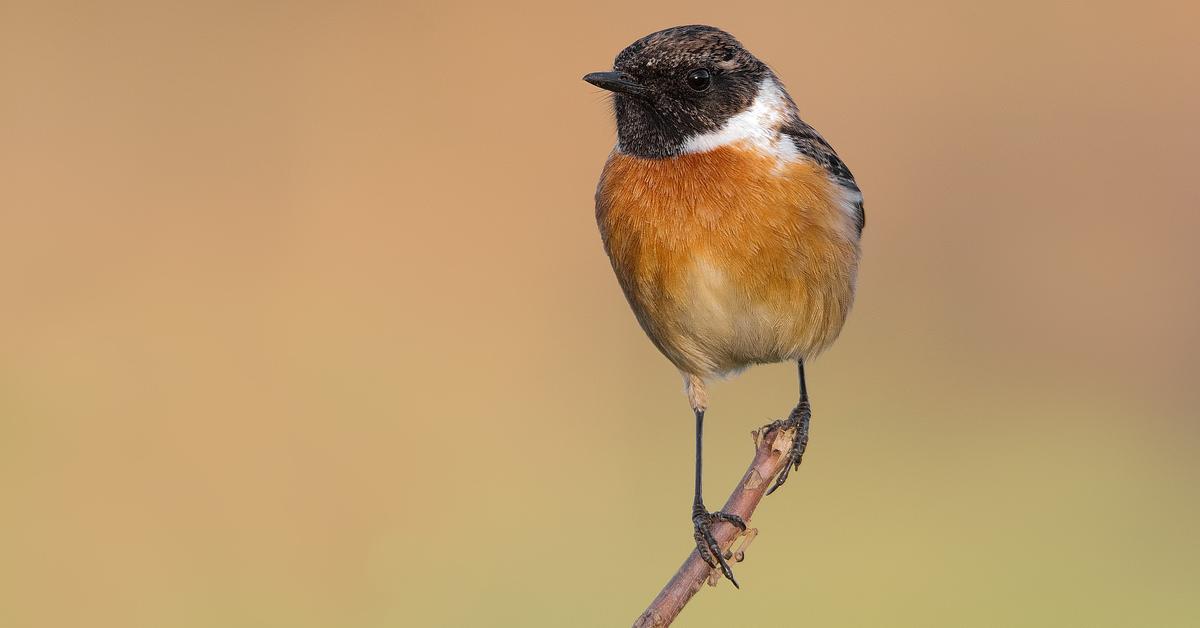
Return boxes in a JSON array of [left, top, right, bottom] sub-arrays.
[[766, 360, 812, 495], [689, 403, 746, 587]]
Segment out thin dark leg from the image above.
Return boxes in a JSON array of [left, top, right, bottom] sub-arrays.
[[766, 360, 812, 495], [798, 360, 809, 404], [693, 408, 704, 513], [690, 408, 746, 587]]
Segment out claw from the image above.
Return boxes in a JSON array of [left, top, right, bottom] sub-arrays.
[[713, 511, 747, 530], [764, 401, 812, 495], [766, 462, 792, 495], [693, 510, 743, 588]]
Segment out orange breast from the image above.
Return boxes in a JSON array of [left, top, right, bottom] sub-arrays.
[[596, 144, 860, 376]]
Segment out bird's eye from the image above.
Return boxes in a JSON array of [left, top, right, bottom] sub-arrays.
[[686, 68, 711, 92]]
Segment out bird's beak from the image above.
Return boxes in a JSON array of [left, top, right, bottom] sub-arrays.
[[583, 71, 647, 97]]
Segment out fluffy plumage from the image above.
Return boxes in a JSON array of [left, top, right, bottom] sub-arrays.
[[596, 137, 860, 379]]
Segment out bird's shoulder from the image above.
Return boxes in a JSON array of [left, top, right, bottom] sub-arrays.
[[781, 119, 865, 235]]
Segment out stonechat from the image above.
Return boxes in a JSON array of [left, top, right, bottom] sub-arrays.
[[584, 25, 865, 586]]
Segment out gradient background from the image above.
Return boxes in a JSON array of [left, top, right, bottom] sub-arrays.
[[3, 1, 1199, 626]]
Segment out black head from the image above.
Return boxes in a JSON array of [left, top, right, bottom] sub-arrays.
[[584, 25, 772, 159]]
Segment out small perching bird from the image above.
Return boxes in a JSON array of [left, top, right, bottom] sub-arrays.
[[584, 25, 865, 586]]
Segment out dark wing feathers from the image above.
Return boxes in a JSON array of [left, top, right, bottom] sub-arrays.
[[782, 120, 865, 235]]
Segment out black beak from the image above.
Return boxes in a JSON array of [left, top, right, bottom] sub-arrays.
[[583, 71, 647, 97]]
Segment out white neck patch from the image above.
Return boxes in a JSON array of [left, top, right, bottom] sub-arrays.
[[680, 78, 797, 163]]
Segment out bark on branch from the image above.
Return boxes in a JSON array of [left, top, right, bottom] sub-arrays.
[[632, 425, 798, 627]]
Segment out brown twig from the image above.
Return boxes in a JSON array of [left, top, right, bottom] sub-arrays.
[[632, 425, 797, 627]]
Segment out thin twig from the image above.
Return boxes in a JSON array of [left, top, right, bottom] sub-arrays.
[[633, 425, 797, 627]]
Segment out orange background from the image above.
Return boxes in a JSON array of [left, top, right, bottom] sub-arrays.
[[2, 1, 1198, 626]]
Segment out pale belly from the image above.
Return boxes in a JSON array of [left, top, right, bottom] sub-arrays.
[[631, 248, 854, 377]]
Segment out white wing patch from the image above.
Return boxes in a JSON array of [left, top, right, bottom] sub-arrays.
[[832, 185, 864, 243]]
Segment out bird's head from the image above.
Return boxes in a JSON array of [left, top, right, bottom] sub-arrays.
[[584, 25, 776, 159]]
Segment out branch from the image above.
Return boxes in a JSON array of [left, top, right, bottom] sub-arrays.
[[633, 425, 797, 628]]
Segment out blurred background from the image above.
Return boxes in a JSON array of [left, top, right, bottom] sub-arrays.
[[2, 1, 1198, 626]]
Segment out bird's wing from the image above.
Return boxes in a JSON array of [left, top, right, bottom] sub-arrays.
[[781, 120, 865, 236]]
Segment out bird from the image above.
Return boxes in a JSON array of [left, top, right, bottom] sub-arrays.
[[583, 25, 864, 587]]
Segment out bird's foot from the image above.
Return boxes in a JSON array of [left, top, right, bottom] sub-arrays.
[[764, 398, 811, 495], [692, 506, 747, 587]]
